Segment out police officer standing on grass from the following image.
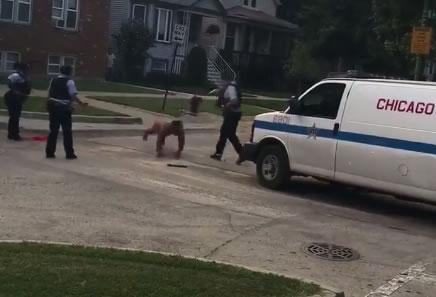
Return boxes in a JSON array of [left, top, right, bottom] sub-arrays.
[[46, 65, 87, 160], [4, 63, 31, 141], [210, 80, 244, 165]]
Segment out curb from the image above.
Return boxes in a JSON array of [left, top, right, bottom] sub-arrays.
[[0, 109, 143, 125], [0, 122, 217, 137], [0, 239, 344, 297]]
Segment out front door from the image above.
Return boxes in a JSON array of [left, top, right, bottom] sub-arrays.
[[288, 82, 349, 179]]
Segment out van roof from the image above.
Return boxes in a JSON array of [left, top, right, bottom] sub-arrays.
[[323, 78, 436, 87]]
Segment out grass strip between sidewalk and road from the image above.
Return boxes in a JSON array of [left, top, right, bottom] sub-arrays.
[[91, 96, 284, 117], [0, 77, 164, 94], [243, 98, 289, 111], [242, 89, 292, 99], [0, 96, 123, 117], [0, 243, 320, 297]]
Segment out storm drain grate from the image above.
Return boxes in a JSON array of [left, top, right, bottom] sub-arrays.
[[302, 242, 360, 262]]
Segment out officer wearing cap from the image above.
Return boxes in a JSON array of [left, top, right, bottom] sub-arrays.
[[4, 62, 31, 141], [45, 65, 87, 160]]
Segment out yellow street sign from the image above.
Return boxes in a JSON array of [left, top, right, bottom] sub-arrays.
[[411, 26, 433, 55]]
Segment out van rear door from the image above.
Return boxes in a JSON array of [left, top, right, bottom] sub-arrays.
[[287, 81, 352, 179]]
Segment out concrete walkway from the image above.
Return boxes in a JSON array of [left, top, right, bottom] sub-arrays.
[[0, 85, 224, 132], [84, 97, 172, 126]]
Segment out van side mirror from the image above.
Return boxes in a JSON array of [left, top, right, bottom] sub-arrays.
[[287, 96, 298, 112]]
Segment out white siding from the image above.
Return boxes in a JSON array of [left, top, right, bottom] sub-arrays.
[[109, 0, 131, 36], [220, 0, 240, 9], [196, 0, 223, 11], [220, 0, 278, 16], [256, 1, 277, 16], [199, 16, 225, 48]]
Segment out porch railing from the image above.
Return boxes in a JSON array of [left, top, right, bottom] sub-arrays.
[[173, 56, 184, 75], [206, 46, 236, 82]]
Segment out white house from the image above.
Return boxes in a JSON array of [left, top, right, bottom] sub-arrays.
[[109, 0, 297, 86]]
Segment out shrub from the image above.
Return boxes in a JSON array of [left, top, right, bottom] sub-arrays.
[[185, 46, 208, 86], [113, 22, 153, 81]]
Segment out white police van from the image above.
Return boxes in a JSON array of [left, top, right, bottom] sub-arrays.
[[243, 78, 436, 203]]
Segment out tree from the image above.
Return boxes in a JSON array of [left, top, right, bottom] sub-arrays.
[[280, 0, 426, 78], [299, 0, 374, 72], [369, 0, 422, 76], [285, 42, 321, 93], [113, 22, 153, 81]]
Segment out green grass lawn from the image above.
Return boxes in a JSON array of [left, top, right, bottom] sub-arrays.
[[92, 96, 275, 117], [0, 97, 122, 116], [0, 243, 320, 297], [243, 89, 293, 99], [0, 76, 163, 94], [243, 98, 289, 111], [137, 82, 214, 96]]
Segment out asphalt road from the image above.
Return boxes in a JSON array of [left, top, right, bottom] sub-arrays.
[[0, 129, 435, 297]]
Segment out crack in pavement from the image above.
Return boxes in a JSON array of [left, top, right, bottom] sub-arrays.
[[227, 212, 236, 233], [203, 217, 287, 259]]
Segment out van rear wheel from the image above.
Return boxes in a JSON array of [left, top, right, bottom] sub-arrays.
[[256, 145, 290, 189]]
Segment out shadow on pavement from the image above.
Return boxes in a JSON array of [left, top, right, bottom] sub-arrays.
[[281, 177, 436, 229]]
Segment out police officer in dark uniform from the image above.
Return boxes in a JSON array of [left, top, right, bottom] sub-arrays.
[[46, 66, 87, 160], [4, 63, 31, 141], [210, 80, 244, 164]]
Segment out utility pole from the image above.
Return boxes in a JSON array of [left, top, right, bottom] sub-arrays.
[[414, 0, 431, 80]]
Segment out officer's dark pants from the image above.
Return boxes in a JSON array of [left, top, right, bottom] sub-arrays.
[[46, 105, 74, 157], [5, 94, 23, 139], [216, 111, 242, 155]]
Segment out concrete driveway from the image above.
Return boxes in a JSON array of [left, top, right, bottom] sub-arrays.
[[0, 129, 435, 297]]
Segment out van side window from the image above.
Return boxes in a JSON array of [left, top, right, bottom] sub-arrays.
[[291, 83, 346, 119]]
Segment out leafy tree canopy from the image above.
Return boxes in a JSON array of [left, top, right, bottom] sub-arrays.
[[281, 0, 428, 80]]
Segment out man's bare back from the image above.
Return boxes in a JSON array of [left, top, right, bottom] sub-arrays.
[[143, 120, 185, 159]]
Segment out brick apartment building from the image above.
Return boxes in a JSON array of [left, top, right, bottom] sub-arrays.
[[0, 0, 110, 78]]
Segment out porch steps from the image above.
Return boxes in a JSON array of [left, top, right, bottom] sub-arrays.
[[207, 60, 224, 88]]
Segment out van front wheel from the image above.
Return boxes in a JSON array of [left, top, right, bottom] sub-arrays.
[[256, 145, 290, 189]]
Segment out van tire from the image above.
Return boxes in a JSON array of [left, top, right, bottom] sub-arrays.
[[256, 144, 290, 189]]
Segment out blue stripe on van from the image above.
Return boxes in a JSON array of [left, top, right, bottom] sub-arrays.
[[254, 121, 337, 139], [254, 120, 436, 155]]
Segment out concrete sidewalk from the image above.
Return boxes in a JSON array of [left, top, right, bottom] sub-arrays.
[[0, 115, 220, 137], [1, 84, 225, 134]]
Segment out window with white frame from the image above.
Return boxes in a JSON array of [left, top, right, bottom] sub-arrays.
[[132, 4, 146, 24], [0, 0, 32, 23], [47, 55, 76, 75], [155, 8, 172, 42], [0, 50, 20, 72], [243, 0, 256, 8], [52, 0, 79, 30]]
